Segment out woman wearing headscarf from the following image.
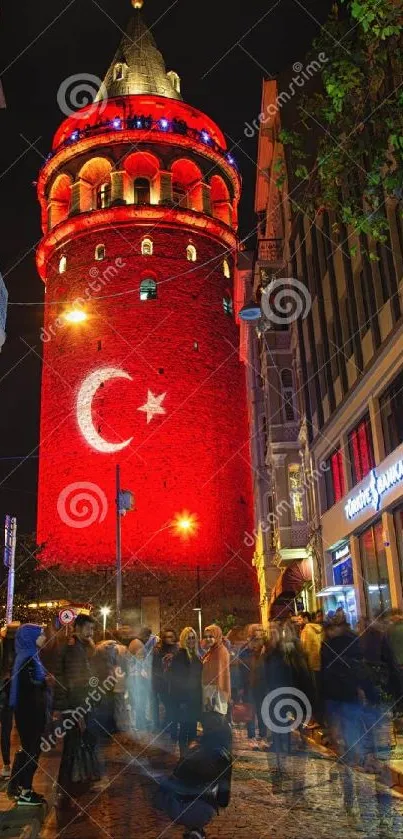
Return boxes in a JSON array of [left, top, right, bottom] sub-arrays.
[[8, 624, 48, 806], [202, 625, 231, 722], [171, 627, 202, 758]]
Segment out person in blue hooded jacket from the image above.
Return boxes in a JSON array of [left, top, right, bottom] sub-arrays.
[[8, 624, 48, 806]]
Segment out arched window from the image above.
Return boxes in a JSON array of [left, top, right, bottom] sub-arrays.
[[95, 244, 105, 261], [281, 369, 295, 421], [223, 295, 233, 316], [223, 259, 230, 278], [134, 178, 150, 205], [140, 279, 157, 301], [113, 63, 125, 81], [186, 244, 197, 262], [59, 255, 67, 274], [288, 464, 305, 522], [172, 184, 187, 208], [141, 238, 153, 256], [96, 182, 111, 209]]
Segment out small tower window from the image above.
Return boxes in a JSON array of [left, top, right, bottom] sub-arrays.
[[113, 63, 125, 82], [223, 259, 231, 278], [167, 70, 181, 94], [134, 178, 150, 205], [223, 295, 233, 316], [141, 238, 153, 256], [96, 182, 111, 210], [59, 255, 67, 274], [140, 279, 157, 301], [95, 244, 105, 261], [186, 244, 197, 262]]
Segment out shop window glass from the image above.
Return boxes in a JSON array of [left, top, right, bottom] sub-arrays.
[[359, 520, 391, 618], [393, 506, 403, 590], [348, 414, 375, 486], [379, 369, 403, 456]]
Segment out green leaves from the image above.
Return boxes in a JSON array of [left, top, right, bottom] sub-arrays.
[[279, 0, 403, 241]]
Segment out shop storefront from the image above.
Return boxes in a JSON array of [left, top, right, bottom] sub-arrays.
[[317, 541, 358, 626], [320, 442, 403, 619]]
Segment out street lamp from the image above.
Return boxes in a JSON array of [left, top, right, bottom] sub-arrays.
[[63, 309, 88, 324], [238, 299, 261, 321], [193, 607, 202, 643], [172, 510, 198, 539], [100, 606, 111, 639]]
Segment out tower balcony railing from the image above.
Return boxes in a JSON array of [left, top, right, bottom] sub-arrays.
[[257, 238, 284, 265], [45, 115, 238, 170]]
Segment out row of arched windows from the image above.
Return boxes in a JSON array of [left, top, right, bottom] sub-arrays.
[[59, 246, 231, 275], [47, 154, 236, 231]]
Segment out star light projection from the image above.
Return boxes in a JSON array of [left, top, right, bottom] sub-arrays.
[[138, 390, 167, 424], [76, 368, 167, 452]]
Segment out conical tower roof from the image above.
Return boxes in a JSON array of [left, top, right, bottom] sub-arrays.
[[98, 3, 182, 101]]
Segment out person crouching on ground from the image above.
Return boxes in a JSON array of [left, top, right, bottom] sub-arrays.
[[8, 624, 48, 806], [201, 625, 231, 720]]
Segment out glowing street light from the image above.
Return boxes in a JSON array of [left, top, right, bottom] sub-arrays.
[[172, 510, 198, 539], [64, 309, 88, 324], [100, 605, 111, 638]]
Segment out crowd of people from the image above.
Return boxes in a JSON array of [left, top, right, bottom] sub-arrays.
[[0, 607, 402, 837]]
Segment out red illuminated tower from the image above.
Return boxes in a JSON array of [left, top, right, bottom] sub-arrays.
[[36, 1, 256, 624]]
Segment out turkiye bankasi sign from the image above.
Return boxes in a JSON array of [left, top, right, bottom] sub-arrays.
[[345, 459, 403, 520]]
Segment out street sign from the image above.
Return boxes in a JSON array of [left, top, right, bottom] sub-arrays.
[[59, 608, 76, 625]]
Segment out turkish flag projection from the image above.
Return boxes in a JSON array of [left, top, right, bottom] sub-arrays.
[[37, 224, 254, 578]]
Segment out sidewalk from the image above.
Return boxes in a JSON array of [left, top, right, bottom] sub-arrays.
[[0, 732, 61, 839], [306, 728, 403, 790], [0, 727, 402, 839]]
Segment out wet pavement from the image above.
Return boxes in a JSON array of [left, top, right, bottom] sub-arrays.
[[36, 728, 403, 839]]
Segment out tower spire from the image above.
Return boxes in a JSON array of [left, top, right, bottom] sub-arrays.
[[98, 0, 182, 101]]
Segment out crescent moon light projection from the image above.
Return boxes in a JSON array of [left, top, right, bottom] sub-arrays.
[[76, 367, 133, 453]]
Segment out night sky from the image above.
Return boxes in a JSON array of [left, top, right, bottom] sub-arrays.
[[0, 0, 330, 533]]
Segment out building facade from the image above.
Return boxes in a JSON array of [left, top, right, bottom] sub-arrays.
[[238, 81, 315, 624], [35, 3, 256, 628], [254, 71, 403, 623]]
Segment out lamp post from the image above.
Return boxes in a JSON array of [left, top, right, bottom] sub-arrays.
[[115, 465, 135, 630], [100, 606, 111, 639]]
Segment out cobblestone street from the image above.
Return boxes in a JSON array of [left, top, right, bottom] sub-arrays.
[[38, 730, 403, 839]]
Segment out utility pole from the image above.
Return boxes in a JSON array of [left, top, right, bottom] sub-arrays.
[[115, 465, 122, 630], [4, 515, 17, 624], [115, 465, 135, 630]]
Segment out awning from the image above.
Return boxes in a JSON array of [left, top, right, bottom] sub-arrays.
[[269, 559, 312, 619]]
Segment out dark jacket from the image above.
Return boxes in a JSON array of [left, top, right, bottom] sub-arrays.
[[152, 643, 178, 696], [170, 649, 202, 718], [321, 629, 377, 703], [239, 646, 265, 698], [14, 659, 48, 729], [51, 635, 95, 711]]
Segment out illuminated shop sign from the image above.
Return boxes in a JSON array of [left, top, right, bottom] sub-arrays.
[[345, 459, 403, 520], [333, 544, 349, 562]]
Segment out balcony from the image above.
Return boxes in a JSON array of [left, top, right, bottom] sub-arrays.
[[257, 238, 284, 266]]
